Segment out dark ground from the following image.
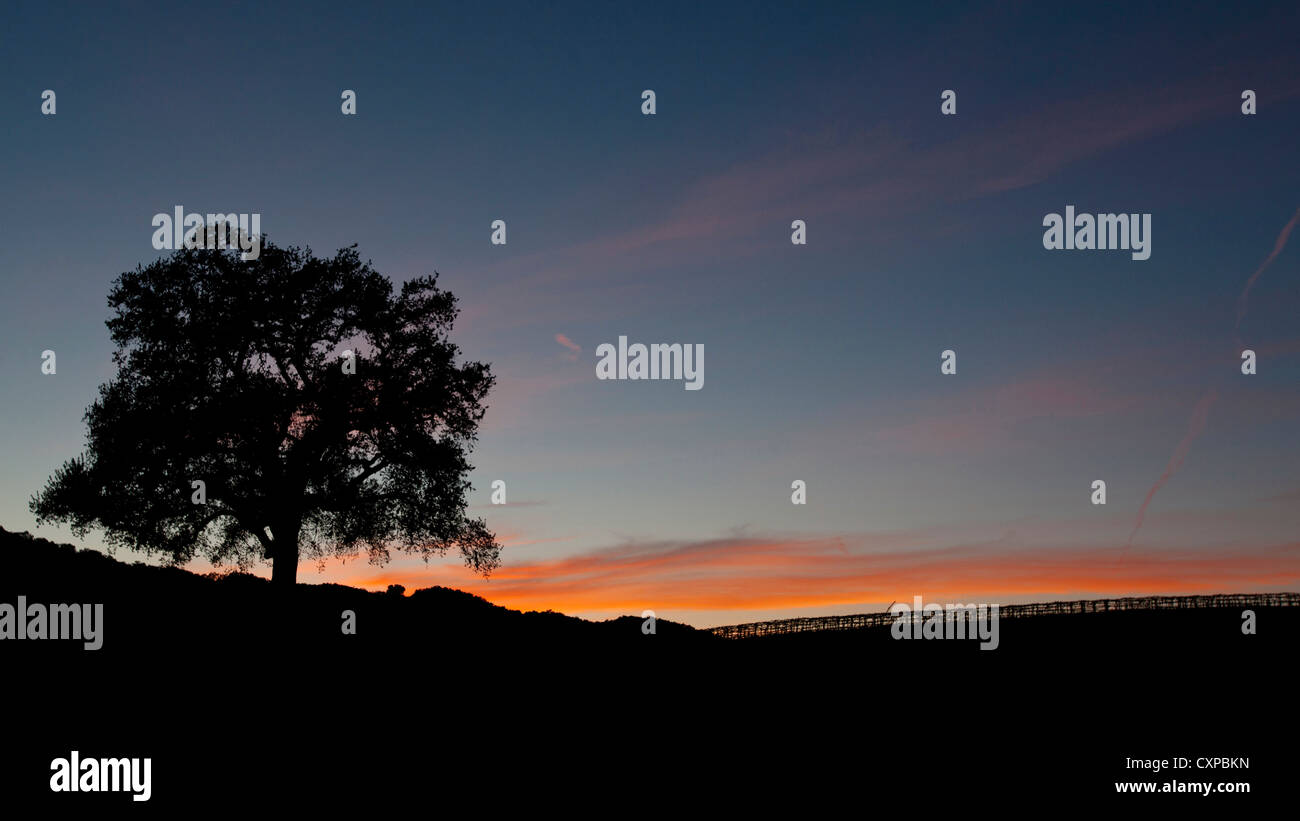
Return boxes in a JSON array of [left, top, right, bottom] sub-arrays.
[[1, 526, 1291, 810]]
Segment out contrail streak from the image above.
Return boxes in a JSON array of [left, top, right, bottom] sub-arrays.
[[1127, 206, 1298, 548], [1126, 389, 1217, 548], [1235, 206, 1300, 331]]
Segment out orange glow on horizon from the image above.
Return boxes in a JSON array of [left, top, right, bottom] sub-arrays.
[[324, 536, 1300, 622]]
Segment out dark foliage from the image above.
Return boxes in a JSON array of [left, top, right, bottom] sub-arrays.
[[30, 240, 499, 587]]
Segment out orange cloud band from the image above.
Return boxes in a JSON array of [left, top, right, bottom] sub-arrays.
[[341, 536, 1300, 617]]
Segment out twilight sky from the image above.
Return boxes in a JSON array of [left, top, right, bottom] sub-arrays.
[[3, 1, 1299, 626]]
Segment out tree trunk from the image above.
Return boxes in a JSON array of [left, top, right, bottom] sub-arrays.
[[270, 521, 301, 588], [271, 550, 298, 587]]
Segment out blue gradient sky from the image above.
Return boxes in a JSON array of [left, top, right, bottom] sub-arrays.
[[3, 1, 1299, 626]]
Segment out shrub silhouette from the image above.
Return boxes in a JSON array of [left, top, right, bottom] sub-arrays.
[[30, 239, 499, 588]]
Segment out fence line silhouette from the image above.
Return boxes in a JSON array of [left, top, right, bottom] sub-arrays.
[[708, 592, 1300, 639]]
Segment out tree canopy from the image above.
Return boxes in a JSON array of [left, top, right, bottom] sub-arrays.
[[31, 237, 500, 587]]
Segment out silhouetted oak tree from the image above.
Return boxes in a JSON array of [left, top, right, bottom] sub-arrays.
[[32, 239, 500, 587]]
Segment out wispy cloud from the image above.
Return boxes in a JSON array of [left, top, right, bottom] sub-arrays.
[[874, 369, 1153, 454], [459, 59, 1300, 337], [554, 333, 582, 362], [336, 529, 1300, 624]]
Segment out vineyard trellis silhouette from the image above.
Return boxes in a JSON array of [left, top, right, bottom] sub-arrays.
[[708, 592, 1300, 639]]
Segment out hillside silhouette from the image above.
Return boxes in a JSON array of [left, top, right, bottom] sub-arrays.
[[0, 526, 711, 661], [7, 525, 1297, 664], [4, 525, 1294, 808]]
